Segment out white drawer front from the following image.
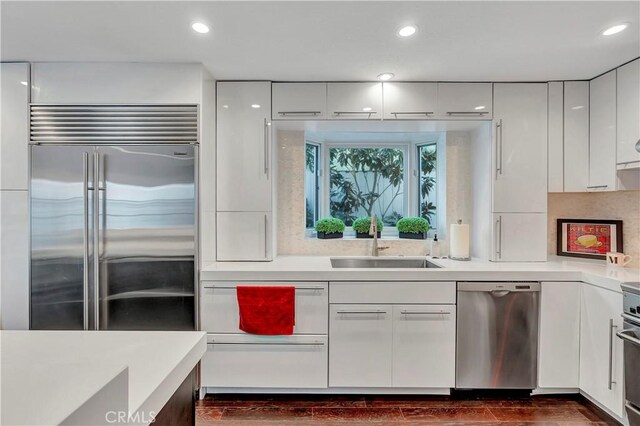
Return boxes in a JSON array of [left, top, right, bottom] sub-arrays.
[[201, 334, 328, 389], [201, 281, 328, 334], [329, 281, 455, 304]]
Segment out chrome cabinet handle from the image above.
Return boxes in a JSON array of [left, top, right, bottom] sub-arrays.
[[496, 119, 503, 176], [208, 341, 325, 346], [277, 111, 321, 116], [333, 111, 377, 116], [608, 318, 617, 390], [264, 214, 268, 259], [399, 310, 451, 315], [263, 118, 270, 175], [336, 310, 387, 315], [617, 329, 640, 347], [391, 112, 433, 117], [93, 151, 101, 330], [82, 152, 90, 330], [446, 111, 490, 116], [587, 185, 608, 189], [496, 216, 502, 259]]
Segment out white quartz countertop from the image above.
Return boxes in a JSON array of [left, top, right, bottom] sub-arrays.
[[201, 255, 640, 293], [0, 330, 206, 426]]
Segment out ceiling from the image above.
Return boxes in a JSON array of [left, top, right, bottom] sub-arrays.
[[1, 1, 639, 82]]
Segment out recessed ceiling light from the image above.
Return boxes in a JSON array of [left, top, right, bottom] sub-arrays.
[[191, 22, 210, 34], [602, 23, 628, 36], [251, 104, 261, 109], [571, 105, 585, 110], [474, 105, 486, 110], [222, 105, 229, 109], [377, 73, 395, 81], [398, 25, 417, 37], [362, 107, 373, 112], [20, 81, 28, 86]]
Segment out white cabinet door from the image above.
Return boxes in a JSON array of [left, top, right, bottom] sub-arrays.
[[327, 83, 383, 120], [272, 83, 327, 120], [217, 82, 272, 211], [202, 334, 328, 388], [538, 282, 580, 389], [392, 305, 456, 388], [329, 304, 392, 387], [492, 213, 547, 262], [493, 83, 548, 213], [548, 82, 564, 192], [564, 81, 590, 192], [579, 284, 624, 418], [436, 83, 493, 119], [382, 82, 437, 120], [216, 212, 272, 261], [617, 59, 640, 167], [589, 70, 617, 191], [1, 63, 30, 191]]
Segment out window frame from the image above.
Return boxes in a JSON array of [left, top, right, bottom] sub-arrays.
[[304, 141, 322, 232]]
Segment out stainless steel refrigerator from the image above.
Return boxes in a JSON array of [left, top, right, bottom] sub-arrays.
[[29, 104, 198, 331]]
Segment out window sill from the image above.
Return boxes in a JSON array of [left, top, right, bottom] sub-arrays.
[[305, 234, 428, 241]]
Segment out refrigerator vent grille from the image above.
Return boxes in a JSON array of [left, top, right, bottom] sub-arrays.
[[30, 104, 198, 143]]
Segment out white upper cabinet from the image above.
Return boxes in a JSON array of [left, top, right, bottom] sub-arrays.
[[564, 81, 590, 192], [492, 213, 547, 262], [616, 59, 640, 168], [436, 83, 493, 119], [589, 70, 617, 191], [493, 83, 548, 213], [1, 63, 30, 191], [216, 212, 272, 261], [548, 82, 564, 192], [382, 82, 437, 119], [216, 81, 272, 212], [272, 82, 327, 120], [327, 82, 383, 120]]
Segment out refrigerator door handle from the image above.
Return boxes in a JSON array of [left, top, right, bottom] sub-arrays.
[[83, 152, 91, 330], [93, 151, 101, 330]]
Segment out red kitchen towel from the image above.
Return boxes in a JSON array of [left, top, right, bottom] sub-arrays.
[[236, 286, 295, 335]]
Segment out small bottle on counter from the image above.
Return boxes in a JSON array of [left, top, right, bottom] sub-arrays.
[[430, 234, 441, 258]]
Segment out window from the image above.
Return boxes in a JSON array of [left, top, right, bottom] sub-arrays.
[[304, 143, 320, 228], [328, 146, 406, 227], [304, 133, 444, 237], [417, 143, 437, 228]]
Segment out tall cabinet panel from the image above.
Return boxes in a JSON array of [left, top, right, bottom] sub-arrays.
[[564, 81, 590, 192], [493, 83, 548, 213], [216, 82, 272, 261], [1, 63, 30, 190], [589, 70, 617, 191], [616, 59, 640, 167], [548, 82, 564, 192]]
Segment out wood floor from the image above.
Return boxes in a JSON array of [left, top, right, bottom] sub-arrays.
[[196, 393, 617, 425]]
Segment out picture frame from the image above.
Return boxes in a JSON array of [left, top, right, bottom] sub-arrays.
[[557, 219, 623, 260]]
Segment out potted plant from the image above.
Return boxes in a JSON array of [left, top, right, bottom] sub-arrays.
[[315, 217, 345, 239], [397, 217, 430, 240], [352, 216, 383, 238]]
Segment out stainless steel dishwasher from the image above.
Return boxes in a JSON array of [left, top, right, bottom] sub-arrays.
[[456, 282, 540, 389]]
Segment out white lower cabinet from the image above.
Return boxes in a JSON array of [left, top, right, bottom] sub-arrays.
[[202, 334, 328, 388], [538, 282, 580, 389], [329, 304, 393, 387], [392, 305, 456, 388], [329, 303, 456, 388], [579, 283, 624, 418]]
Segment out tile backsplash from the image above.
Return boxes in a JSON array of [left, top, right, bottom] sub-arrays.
[[548, 191, 640, 267]]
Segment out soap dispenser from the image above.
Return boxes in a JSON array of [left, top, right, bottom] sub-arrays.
[[430, 234, 441, 258]]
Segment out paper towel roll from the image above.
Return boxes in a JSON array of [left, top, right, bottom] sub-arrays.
[[450, 222, 470, 260]]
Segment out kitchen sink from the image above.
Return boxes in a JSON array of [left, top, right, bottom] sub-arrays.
[[330, 257, 441, 269]]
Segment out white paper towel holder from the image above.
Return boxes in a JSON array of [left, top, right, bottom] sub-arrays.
[[450, 219, 471, 261]]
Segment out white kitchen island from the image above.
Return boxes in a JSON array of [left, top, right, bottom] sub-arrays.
[[1, 330, 206, 426]]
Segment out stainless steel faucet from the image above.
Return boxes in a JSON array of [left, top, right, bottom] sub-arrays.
[[369, 215, 389, 256]]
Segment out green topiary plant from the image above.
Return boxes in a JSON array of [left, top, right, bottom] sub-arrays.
[[352, 216, 383, 238], [397, 217, 430, 239], [315, 217, 345, 239]]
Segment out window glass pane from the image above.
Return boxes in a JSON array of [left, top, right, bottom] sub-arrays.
[[305, 144, 319, 228], [418, 144, 437, 226], [329, 147, 404, 227]]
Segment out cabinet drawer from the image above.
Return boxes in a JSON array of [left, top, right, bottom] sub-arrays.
[[329, 281, 455, 304], [202, 334, 328, 388], [201, 281, 328, 334]]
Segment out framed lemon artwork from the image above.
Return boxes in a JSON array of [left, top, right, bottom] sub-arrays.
[[557, 219, 623, 260]]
